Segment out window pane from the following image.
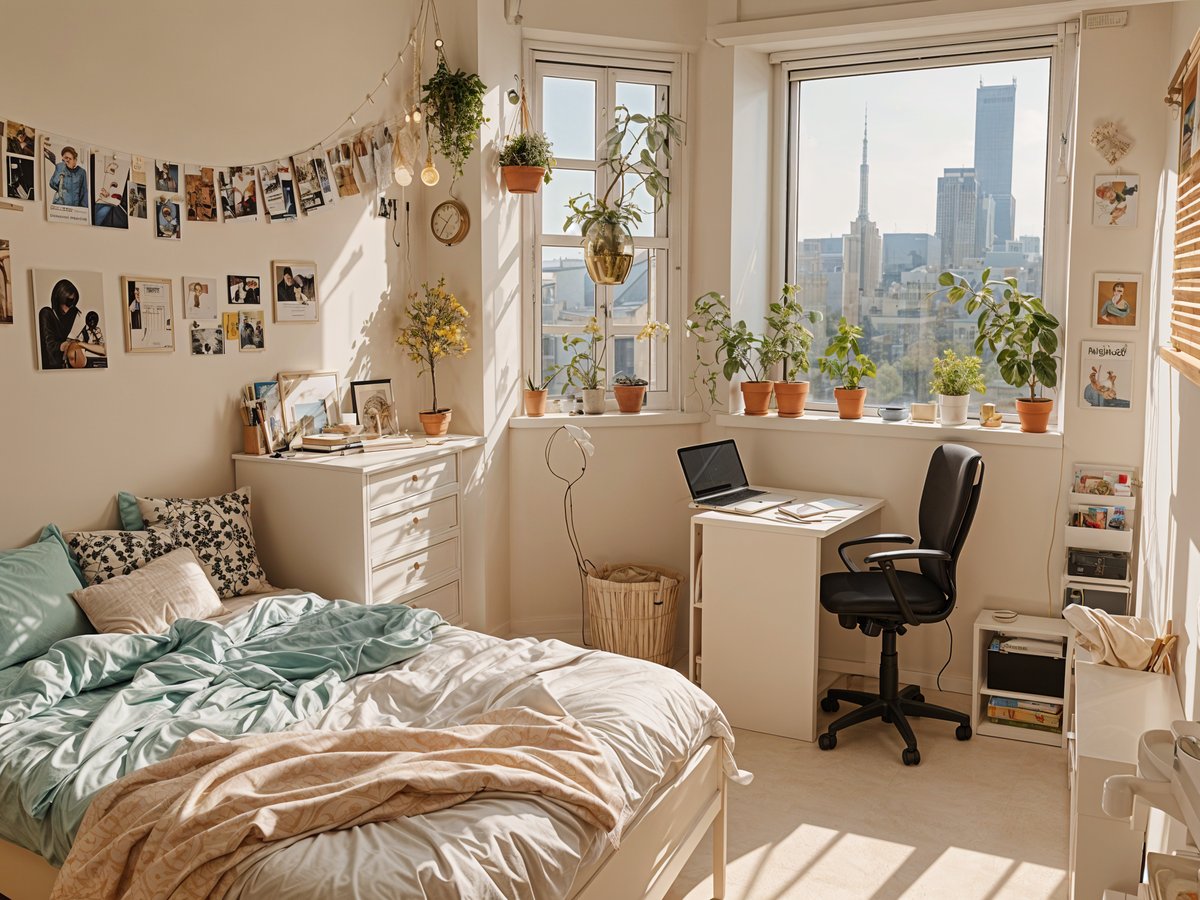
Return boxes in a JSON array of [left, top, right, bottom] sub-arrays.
[[624, 179, 656, 238], [544, 332, 584, 397], [542, 247, 596, 329], [611, 248, 658, 326], [543, 76, 596, 160], [543, 168, 595, 236], [615, 81, 659, 157]]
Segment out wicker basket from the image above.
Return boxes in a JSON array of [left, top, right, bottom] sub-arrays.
[[585, 564, 681, 666]]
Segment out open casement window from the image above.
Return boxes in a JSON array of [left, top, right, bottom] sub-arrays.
[[1166, 29, 1200, 388], [528, 49, 683, 409]]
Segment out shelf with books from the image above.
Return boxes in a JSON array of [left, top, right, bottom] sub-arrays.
[[980, 684, 1067, 706], [1063, 525, 1134, 553]]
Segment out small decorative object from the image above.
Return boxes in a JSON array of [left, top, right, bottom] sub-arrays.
[[929, 349, 986, 426], [1089, 121, 1133, 167], [421, 44, 488, 181], [499, 81, 555, 194], [181, 276, 218, 320], [32, 268, 108, 369], [764, 283, 822, 417], [877, 405, 906, 422], [396, 276, 470, 435], [941, 271, 1061, 434], [614, 374, 648, 413], [979, 402, 1003, 428], [1093, 174, 1139, 227], [350, 379, 397, 435], [558, 316, 608, 415], [818, 317, 877, 420], [909, 401, 936, 423], [278, 371, 341, 438], [420, 147, 440, 187], [1080, 341, 1134, 410], [563, 106, 683, 286], [271, 260, 319, 324], [430, 198, 470, 246], [1094, 272, 1140, 329], [524, 371, 553, 417], [253, 381, 286, 451], [120, 276, 174, 353], [688, 291, 775, 415]]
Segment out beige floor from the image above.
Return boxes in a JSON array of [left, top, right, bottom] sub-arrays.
[[666, 677, 1069, 900]]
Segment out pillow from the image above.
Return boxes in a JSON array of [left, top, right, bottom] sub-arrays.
[[71, 548, 223, 634], [117, 491, 145, 531], [65, 528, 176, 587], [39, 522, 87, 585], [133, 488, 269, 599], [0, 531, 94, 668]]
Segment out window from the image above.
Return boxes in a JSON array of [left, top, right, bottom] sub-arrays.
[[528, 49, 683, 407], [784, 37, 1064, 415]]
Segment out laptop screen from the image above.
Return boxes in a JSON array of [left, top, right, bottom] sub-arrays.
[[677, 440, 750, 499]]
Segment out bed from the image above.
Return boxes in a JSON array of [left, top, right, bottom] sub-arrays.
[[0, 589, 742, 900]]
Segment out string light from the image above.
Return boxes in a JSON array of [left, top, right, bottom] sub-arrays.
[[421, 148, 440, 187], [412, 109, 422, 124]]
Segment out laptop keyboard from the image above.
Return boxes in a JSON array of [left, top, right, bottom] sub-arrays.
[[704, 488, 765, 506]]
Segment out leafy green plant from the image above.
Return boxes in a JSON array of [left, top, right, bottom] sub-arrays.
[[687, 292, 776, 407], [525, 370, 554, 391], [558, 317, 606, 391], [818, 318, 877, 390], [939, 270, 1060, 400], [499, 131, 555, 183], [762, 283, 823, 382], [929, 349, 987, 397], [421, 50, 488, 181]]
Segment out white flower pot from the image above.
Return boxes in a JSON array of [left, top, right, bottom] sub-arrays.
[[582, 389, 607, 415], [938, 393, 970, 426]]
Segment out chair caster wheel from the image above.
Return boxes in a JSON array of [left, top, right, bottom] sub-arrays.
[[818, 732, 837, 751], [956, 724, 972, 741], [820, 697, 840, 713], [911, 692, 925, 703], [902, 748, 921, 766], [881, 710, 892, 723]]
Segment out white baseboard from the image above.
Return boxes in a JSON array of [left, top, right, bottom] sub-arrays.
[[819, 656, 972, 696]]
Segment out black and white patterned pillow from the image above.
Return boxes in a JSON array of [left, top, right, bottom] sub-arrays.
[[134, 488, 270, 599], [65, 529, 177, 587]]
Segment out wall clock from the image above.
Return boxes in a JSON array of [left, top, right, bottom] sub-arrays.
[[431, 199, 470, 246]]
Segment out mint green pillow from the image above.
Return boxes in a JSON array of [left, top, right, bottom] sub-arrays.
[[39, 522, 86, 586], [117, 491, 145, 531], [0, 532, 94, 669]]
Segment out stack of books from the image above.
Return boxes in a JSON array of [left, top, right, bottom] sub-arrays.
[[360, 434, 417, 452], [986, 696, 1063, 733], [299, 433, 363, 455]]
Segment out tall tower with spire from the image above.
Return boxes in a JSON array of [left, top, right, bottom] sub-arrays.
[[858, 110, 870, 219], [842, 108, 882, 326]]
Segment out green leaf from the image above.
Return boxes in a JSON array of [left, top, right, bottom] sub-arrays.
[[938, 271, 955, 287]]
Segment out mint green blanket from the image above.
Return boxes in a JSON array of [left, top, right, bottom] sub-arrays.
[[0, 594, 442, 866]]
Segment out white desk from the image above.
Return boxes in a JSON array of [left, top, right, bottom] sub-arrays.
[[688, 490, 885, 742]]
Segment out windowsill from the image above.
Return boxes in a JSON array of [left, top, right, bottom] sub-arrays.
[[509, 410, 707, 429], [714, 411, 1063, 448]]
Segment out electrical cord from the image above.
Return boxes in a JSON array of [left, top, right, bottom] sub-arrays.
[[936, 618, 953, 693]]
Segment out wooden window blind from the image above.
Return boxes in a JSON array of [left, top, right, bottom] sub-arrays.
[[1166, 31, 1200, 388]]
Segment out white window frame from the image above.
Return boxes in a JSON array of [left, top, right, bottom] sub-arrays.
[[775, 24, 1077, 422], [523, 42, 688, 411]]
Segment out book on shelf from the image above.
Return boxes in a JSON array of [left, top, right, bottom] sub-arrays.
[[986, 704, 1063, 728], [986, 714, 1062, 734], [986, 696, 1063, 715]]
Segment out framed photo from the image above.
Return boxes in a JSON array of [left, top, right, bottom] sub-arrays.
[[253, 380, 286, 450], [272, 259, 319, 323], [222, 309, 265, 351], [32, 268, 108, 369], [350, 379, 397, 435], [1094, 273, 1140, 329], [227, 274, 261, 305], [188, 320, 224, 356], [42, 133, 90, 225], [182, 276, 219, 320], [1080, 341, 1133, 411], [0, 239, 11, 325], [279, 370, 340, 437], [121, 276, 175, 352], [1093, 175, 1139, 227]]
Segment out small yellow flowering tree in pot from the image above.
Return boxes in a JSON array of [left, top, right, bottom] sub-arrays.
[[397, 277, 470, 436]]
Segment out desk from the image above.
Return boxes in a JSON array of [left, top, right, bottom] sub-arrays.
[[688, 490, 885, 741]]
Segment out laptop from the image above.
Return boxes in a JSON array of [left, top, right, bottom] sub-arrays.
[[677, 440, 794, 514]]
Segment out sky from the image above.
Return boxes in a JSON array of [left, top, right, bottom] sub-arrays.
[[794, 57, 1052, 240]]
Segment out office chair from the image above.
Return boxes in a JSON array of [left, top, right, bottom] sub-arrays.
[[817, 443, 984, 766]]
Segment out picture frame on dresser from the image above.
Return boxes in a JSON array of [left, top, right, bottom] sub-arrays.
[[279, 370, 340, 437], [350, 379, 397, 435]]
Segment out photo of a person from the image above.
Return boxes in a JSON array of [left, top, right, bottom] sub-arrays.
[[90, 150, 130, 229], [276, 266, 297, 303], [156, 197, 180, 240], [1080, 341, 1133, 410], [42, 135, 91, 225], [6, 122, 33, 156], [1093, 176, 1139, 227], [48, 145, 87, 207], [227, 275, 261, 305], [33, 269, 108, 369], [155, 161, 179, 192], [1094, 273, 1140, 329], [272, 260, 319, 323], [237, 311, 265, 351], [0, 239, 11, 325], [182, 277, 218, 319], [6, 157, 34, 202], [218, 166, 258, 221], [128, 286, 142, 331], [78, 310, 104, 345]]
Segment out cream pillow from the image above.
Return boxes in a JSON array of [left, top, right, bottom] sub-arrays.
[[71, 548, 223, 634]]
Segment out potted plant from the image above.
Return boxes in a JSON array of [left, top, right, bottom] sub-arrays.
[[688, 291, 775, 416], [818, 318, 877, 419], [559, 316, 607, 414], [524, 371, 554, 417], [499, 131, 555, 194], [611, 320, 669, 413], [929, 349, 986, 426], [940, 270, 1061, 433], [396, 277, 471, 435], [563, 106, 683, 285], [421, 47, 488, 182], [763, 283, 822, 418]]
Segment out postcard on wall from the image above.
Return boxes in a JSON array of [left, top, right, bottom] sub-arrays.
[[351, 130, 376, 192], [1183, 65, 1198, 178], [1094, 272, 1140, 329], [1093, 175, 1139, 227], [32, 268, 107, 369], [218, 166, 258, 221], [184, 165, 217, 223], [227, 274, 261, 305], [122, 276, 174, 353], [257, 160, 297, 222], [0, 239, 11, 325], [5, 120, 36, 202], [372, 124, 395, 191], [189, 320, 225, 356], [90, 149, 130, 230], [253, 380, 286, 450], [155, 196, 181, 240], [326, 141, 360, 198], [272, 260, 319, 323], [292, 149, 326, 214], [1080, 341, 1133, 411], [42, 134, 90, 225], [154, 160, 179, 193], [310, 146, 337, 205], [182, 276, 219, 320], [129, 155, 148, 219], [236, 310, 265, 351]]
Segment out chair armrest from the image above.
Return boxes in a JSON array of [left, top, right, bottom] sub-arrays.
[[865, 549, 952, 625], [837, 534, 914, 573]]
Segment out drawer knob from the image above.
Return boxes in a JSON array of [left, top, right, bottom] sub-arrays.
[[412, 561, 421, 570], [411, 474, 419, 483], [412, 517, 421, 526]]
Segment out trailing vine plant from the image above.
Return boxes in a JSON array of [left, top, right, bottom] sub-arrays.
[[421, 46, 488, 181]]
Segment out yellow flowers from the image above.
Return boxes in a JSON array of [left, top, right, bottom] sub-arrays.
[[583, 316, 603, 338], [396, 277, 471, 413], [637, 320, 670, 342]]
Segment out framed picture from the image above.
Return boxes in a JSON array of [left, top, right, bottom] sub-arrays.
[[279, 370, 340, 437], [32, 268, 108, 369], [182, 276, 219, 320], [121, 276, 174, 352], [1093, 175, 1139, 227], [188, 320, 224, 356], [272, 260, 319, 323], [1094, 273, 1140, 329], [253, 380, 286, 450], [227, 274, 261, 305], [1080, 341, 1133, 411], [350, 379, 397, 435], [0, 239, 11, 324]]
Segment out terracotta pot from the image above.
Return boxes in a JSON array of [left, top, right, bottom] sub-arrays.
[[740, 381, 774, 416], [614, 384, 646, 413], [582, 388, 606, 415], [774, 381, 810, 418], [938, 393, 970, 426], [523, 389, 547, 417], [501, 166, 546, 194], [419, 409, 452, 436], [834, 387, 867, 419], [1015, 397, 1054, 433]]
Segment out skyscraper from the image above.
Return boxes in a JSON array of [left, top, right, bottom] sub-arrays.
[[936, 167, 979, 269], [973, 80, 1017, 250], [842, 112, 882, 325]]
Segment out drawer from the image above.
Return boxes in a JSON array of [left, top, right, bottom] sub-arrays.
[[405, 579, 461, 621], [368, 456, 457, 510], [370, 494, 458, 565], [371, 537, 459, 602]]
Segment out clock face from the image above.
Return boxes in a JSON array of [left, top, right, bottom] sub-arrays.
[[431, 200, 468, 246]]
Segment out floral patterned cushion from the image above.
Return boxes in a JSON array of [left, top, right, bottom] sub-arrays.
[[134, 488, 270, 599], [65, 529, 176, 587]]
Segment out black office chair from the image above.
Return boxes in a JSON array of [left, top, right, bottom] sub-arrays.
[[817, 443, 984, 766]]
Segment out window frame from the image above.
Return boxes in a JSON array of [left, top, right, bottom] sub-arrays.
[[523, 43, 688, 411]]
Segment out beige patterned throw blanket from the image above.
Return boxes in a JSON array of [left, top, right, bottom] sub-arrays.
[[51, 708, 625, 900]]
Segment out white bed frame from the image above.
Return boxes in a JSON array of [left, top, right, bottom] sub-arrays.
[[0, 738, 729, 900]]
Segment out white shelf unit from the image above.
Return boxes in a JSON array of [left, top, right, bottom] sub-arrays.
[[972, 610, 1075, 748], [1062, 464, 1138, 617]]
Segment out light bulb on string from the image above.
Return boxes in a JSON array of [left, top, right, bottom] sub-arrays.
[[405, 112, 412, 123], [412, 108, 422, 124], [392, 128, 414, 187], [421, 150, 440, 187]]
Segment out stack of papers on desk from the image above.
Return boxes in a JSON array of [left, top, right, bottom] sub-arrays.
[[775, 498, 861, 522]]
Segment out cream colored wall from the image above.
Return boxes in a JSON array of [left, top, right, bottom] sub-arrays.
[[0, 0, 421, 550]]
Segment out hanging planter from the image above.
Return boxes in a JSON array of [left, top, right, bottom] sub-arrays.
[[499, 83, 555, 195], [421, 45, 487, 182], [583, 218, 634, 285]]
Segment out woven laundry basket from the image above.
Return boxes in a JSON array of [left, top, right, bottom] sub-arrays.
[[585, 564, 681, 666]]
